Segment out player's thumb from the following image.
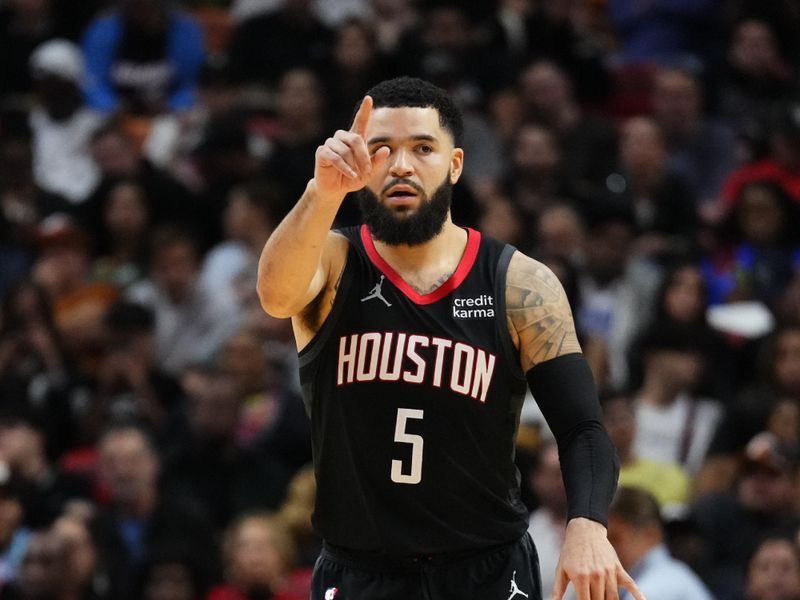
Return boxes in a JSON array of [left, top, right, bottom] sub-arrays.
[[371, 145, 390, 170]]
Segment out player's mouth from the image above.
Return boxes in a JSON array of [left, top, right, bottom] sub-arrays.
[[384, 185, 420, 205]]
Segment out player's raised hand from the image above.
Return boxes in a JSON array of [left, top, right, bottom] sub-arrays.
[[314, 95, 391, 203], [552, 518, 646, 600]]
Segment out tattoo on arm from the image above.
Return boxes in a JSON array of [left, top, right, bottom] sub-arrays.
[[506, 255, 581, 370]]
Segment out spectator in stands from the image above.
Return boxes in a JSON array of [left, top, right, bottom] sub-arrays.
[[604, 116, 698, 261], [0, 0, 58, 97], [518, 60, 618, 200], [526, 442, 569, 600], [126, 226, 240, 376], [96, 300, 184, 432], [86, 123, 199, 243], [0, 469, 30, 589], [207, 513, 310, 600], [701, 324, 800, 493], [51, 510, 121, 600], [0, 279, 85, 456], [692, 431, 800, 600], [651, 66, 738, 207], [93, 424, 220, 595], [0, 416, 92, 528], [134, 545, 212, 600], [607, 0, 721, 68], [746, 536, 800, 600], [81, 0, 205, 116], [607, 486, 713, 600], [160, 365, 291, 528], [30, 214, 119, 378], [630, 323, 723, 475], [28, 39, 105, 216], [199, 182, 279, 306], [722, 98, 800, 210], [575, 205, 660, 390], [1, 529, 72, 600], [227, 0, 332, 85], [703, 180, 800, 308], [276, 466, 319, 568], [368, 0, 417, 55], [91, 180, 151, 290], [718, 19, 795, 148], [263, 69, 329, 217], [603, 393, 690, 510]]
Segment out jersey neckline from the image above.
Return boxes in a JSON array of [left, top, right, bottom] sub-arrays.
[[360, 224, 481, 305]]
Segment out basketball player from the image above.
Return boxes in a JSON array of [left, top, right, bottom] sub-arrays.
[[257, 77, 645, 600]]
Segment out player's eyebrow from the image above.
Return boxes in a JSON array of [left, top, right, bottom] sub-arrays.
[[367, 134, 438, 145]]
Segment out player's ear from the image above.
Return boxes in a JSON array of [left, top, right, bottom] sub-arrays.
[[449, 148, 464, 185]]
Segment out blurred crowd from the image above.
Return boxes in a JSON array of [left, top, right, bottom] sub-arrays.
[[1, 0, 800, 599]]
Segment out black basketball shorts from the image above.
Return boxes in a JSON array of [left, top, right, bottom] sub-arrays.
[[311, 533, 542, 600]]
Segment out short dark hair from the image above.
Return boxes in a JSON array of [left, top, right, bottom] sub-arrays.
[[609, 486, 662, 530], [364, 77, 464, 146]]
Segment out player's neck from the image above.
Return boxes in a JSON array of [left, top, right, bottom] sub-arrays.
[[370, 217, 466, 273]]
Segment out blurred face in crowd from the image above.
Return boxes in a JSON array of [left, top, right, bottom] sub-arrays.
[[18, 531, 69, 600], [0, 492, 23, 550], [152, 239, 199, 304], [586, 220, 633, 284], [512, 124, 561, 179], [519, 61, 571, 122], [52, 516, 96, 593], [536, 204, 584, 261], [227, 517, 293, 590], [529, 444, 567, 516], [91, 130, 139, 177], [620, 117, 667, 176], [276, 69, 323, 126], [738, 462, 795, 515], [143, 562, 196, 600], [747, 539, 800, 600], [121, 0, 166, 32], [607, 516, 660, 571], [104, 182, 150, 242], [0, 422, 44, 471], [220, 331, 268, 395], [736, 184, 784, 245], [423, 7, 470, 51], [773, 330, 800, 396], [645, 348, 704, 391], [652, 69, 702, 135], [603, 396, 636, 458], [188, 373, 241, 442], [731, 20, 782, 76], [662, 266, 705, 324], [334, 21, 375, 73], [99, 429, 158, 508]]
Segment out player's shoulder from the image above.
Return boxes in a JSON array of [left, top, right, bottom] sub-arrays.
[[505, 251, 565, 306]]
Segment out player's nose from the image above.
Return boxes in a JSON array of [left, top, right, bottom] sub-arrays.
[[388, 147, 414, 178]]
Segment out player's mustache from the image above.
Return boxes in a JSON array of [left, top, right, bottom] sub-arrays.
[[381, 178, 425, 196]]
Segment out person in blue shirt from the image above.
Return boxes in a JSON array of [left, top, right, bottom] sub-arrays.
[[82, 0, 205, 116], [608, 486, 713, 600]]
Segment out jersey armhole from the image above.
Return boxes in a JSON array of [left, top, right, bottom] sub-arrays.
[[495, 245, 526, 381], [298, 243, 356, 368]]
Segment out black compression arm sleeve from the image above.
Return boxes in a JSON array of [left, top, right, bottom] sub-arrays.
[[526, 352, 619, 527]]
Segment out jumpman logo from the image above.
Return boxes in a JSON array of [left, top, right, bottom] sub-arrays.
[[361, 275, 392, 307], [507, 571, 529, 600]]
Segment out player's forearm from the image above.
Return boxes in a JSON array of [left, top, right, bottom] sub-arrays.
[[257, 179, 343, 317], [527, 352, 619, 526]]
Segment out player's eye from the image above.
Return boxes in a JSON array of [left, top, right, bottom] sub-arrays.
[[416, 144, 433, 154]]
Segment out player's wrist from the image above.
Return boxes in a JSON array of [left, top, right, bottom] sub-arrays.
[[307, 178, 347, 206]]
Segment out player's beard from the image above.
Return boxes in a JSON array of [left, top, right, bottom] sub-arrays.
[[357, 174, 452, 246]]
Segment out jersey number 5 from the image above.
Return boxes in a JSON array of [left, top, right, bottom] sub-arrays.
[[391, 408, 423, 484]]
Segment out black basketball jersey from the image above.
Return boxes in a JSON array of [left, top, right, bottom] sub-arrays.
[[299, 225, 529, 555]]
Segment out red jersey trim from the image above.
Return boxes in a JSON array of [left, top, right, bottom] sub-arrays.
[[360, 224, 481, 305]]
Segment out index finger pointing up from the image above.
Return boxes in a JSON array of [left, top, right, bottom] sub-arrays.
[[350, 95, 373, 137]]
